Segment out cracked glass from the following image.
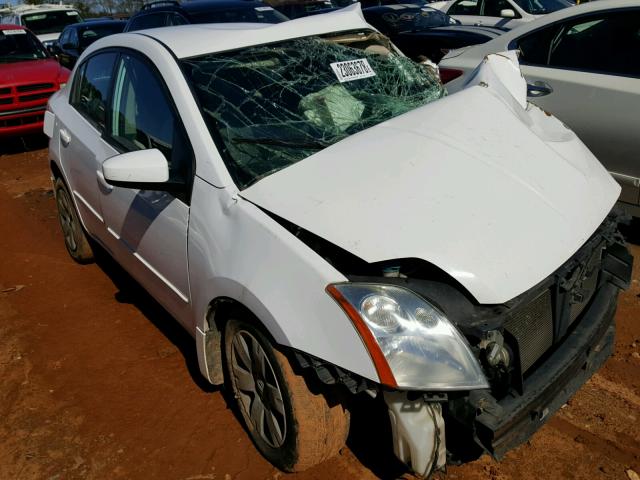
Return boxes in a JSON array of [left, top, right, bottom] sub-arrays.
[[181, 31, 445, 189]]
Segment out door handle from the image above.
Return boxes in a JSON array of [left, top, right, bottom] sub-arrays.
[[96, 169, 113, 193], [59, 128, 71, 147], [527, 81, 553, 98]]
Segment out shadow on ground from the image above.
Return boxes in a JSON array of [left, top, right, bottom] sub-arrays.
[[0, 134, 48, 156]]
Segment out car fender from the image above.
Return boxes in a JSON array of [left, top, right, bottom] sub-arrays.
[[188, 176, 379, 384]]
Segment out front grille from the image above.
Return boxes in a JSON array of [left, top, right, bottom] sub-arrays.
[[16, 83, 54, 93], [0, 97, 12, 105], [18, 92, 52, 103], [568, 247, 603, 325], [505, 289, 554, 373], [0, 113, 44, 128], [0, 87, 10, 95]]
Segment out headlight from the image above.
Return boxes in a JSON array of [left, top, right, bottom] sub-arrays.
[[327, 283, 489, 390], [58, 83, 67, 89]]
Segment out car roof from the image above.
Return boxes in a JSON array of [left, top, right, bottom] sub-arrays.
[[132, 3, 370, 58]]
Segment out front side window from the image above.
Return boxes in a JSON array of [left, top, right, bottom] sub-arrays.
[[0, 28, 48, 62], [448, 0, 480, 15], [109, 53, 191, 183], [70, 52, 117, 130], [21, 10, 83, 35], [181, 32, 444, 189], [482, 0, 520, 17]]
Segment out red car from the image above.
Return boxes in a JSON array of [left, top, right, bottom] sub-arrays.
[[0, 24, 69, 137]]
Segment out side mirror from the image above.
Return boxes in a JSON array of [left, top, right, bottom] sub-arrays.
[[103, 149, 169, 188], [47, 43, 61, 54], [500, 8, 516, 18]]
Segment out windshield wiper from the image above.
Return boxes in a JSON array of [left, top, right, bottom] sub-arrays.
[[231, 136, 329, 150]]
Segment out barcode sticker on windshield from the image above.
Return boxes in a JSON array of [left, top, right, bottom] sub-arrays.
[[66, 11, 79, 15], [3, 29, 27, 35], [330, 59, 376, 83], [254, 6, 274, 11]]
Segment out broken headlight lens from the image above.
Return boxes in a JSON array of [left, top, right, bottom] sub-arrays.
[[328, 283, 489, 390]]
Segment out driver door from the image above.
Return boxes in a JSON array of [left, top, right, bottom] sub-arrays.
[[99, 51, 193, 322]]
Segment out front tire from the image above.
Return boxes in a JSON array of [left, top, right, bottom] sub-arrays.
[[224, 317, 349, 472], [53, 177, 94, 263]]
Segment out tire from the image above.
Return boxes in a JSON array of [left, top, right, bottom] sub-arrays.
[[53, 177, 94, 264], [224, 317, 350, 472]]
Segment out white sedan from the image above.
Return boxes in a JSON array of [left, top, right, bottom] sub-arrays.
[[432, 0, 571, 30], [44, 5, 631, 477], [440, 0, 640, 213]]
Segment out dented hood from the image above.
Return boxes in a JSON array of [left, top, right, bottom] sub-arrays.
[[241, 60, 619, 304]]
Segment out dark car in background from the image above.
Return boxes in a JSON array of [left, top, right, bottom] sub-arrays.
[[0, 24, 69, 137], [51, 20, 126, 68], [124, 0, 287, 31], [363, 4, 503, 63]]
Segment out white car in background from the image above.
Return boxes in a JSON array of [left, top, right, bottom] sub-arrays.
[[434, 0, 572, 29], [440, 0, 640, 213], [44, 5, 631, 477], [0, 3, 83, 48]]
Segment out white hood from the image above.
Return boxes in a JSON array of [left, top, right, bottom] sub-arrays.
[[241, 59, 619, 304]]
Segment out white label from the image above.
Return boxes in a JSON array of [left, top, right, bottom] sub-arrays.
[[254, 6, 274, 11], [2, 29, 27, 35], [66, 11, 79, 15], [330, 58, 376, 83]]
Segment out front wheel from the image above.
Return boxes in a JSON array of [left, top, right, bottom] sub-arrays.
[[224, 317, 350, 472]]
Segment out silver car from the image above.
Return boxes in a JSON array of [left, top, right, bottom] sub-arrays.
[[440, 0, 640, 213]]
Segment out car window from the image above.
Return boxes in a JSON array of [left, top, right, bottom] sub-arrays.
[[70, 52, 117, 130], [21, 10, 82, 35], [109, 53, 192, 184], [0, 28, 48, 62], [448, 0, 480, 15], [482, 0, 519, 17], [512, 0, 570, 15], [166, 12, 189, 25], [69, 28, 79, 47], [519, 11, 640, 76], [58, 29, 70, 45], [126, 12, 170, 31], [188, 6, 287, 24]]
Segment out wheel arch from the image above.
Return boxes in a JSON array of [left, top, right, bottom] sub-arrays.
[[196, 290, 290, 385]]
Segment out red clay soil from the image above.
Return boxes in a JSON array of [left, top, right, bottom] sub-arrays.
[[1, 138, 639, 480]]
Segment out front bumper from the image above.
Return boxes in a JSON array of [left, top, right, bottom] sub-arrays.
[[470, 281, 618, 458]]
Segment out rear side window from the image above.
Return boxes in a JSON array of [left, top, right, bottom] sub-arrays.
[[518, 11, 640, 77], [70, 52, 117, 130]]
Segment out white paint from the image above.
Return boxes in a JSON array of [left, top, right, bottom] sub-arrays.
[[102, 149, 169, 184], [242, 86, 619, 304]]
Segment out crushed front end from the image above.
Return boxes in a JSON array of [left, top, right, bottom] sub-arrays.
[[445, 211, 632, 459]]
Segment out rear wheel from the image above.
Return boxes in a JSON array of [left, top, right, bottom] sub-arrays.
[[224, 317, 350, 472], [54, 177, 94, 263]]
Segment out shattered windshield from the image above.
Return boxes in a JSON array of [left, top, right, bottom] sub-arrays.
[[181, 32, 444, 188]]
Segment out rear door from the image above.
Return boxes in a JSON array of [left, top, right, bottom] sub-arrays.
[[55, 51, 119, 239], [98, 50, 193, 320], [516, 9, 640, 205]]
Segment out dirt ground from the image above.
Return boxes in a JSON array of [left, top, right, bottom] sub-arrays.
[[1, 136, 639, 480]]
